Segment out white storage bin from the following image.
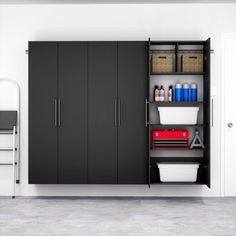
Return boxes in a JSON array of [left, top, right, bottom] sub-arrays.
[[158, 107, 199, 125], [157, 163, 200, 182]]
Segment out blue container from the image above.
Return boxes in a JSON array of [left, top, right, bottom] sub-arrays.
[[175, 84, 183, 102], [190, 83, 198, 102], [183, 83, 190, 102]]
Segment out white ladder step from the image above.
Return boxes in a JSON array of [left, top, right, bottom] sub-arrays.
[[0, 162, 17, 166], [0, 131, 17, 135], [0, 147, 17, 151]]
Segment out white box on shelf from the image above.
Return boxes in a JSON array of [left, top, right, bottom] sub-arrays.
[[158, 107, 199, 124], [157, 163, 200, 182]]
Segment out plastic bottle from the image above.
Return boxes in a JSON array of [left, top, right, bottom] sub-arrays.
[[154, 85, 159, 102], [183, 83, 190, 102], [175, 83, 183, 102], [159, 85, 165, 102], [190, 83, 198, 102], [168, 85, 174, 102]]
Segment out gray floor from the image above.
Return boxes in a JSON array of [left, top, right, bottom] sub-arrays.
[[0, 197, 236, 236]]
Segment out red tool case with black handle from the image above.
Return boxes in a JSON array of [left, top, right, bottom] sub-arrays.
[[152, 130, 189, 150]]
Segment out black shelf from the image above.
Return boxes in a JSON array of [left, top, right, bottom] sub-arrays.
[[150, 49, 204, 53], [178, 49, 204, 52], [150, 101, 205, 106], [150, 72, 205, 75], [150, 157, 204, 163], [150, 41, 206, 45], [149, 124, 205, 128], [150, 49, 175, 52], [151, 148, 204, 152], [150, 182, 205, 185]]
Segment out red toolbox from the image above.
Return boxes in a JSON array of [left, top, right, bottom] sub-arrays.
[[152, 130, 189, 150]]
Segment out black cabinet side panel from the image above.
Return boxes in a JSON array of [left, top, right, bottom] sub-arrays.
[[204, 38, 211, 188], [88, 42, 118, 184], [118, 42, 148, 184], [29, 42, 58, 184], [58, 42, 88, 184]]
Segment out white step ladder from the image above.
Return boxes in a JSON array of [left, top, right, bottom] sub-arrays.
[[0, 126, 18, 198], [0, 79, 20, 198]]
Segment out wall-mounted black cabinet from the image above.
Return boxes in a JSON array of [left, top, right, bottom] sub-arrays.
[[29, 39, 210, 187], [29, 41, 147, 184]]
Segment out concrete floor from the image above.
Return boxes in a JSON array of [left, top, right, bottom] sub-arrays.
[[0, 197, 236, 236]]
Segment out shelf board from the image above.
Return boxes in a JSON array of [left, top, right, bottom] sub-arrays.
[[150, 101, 205, 106], [150, 72, 205, 76], [150, 148, 204, 151], [178, 49, 204, 52], [150, 41, 205, 45], [150, 182, 205, 185], [149, 124, 205, 128], [150, 157, 204, 163]]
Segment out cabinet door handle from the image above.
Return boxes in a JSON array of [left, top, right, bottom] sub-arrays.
[[54, 99, 57, 127], [118, 99, 121, 127], [145, 99, 149, 127], [58, 98, 61, 127], [211, 98, 214, 127], [114, 99, 117, 126]]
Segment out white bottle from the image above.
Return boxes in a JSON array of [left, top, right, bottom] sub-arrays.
[[159, 85, 165, 102], [154, 85, 160, 102]]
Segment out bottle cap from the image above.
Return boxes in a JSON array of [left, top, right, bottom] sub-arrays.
[[183, 83, 189, 88], [191, 83, 197, 89], [175, 83, 182, 89]]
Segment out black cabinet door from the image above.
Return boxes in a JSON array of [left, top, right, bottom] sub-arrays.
[[88, 42, 118, 184], [29, 42, 58, 184], [117, 42, 148, 184], [58, 42, 88, 184], [204, 38, 211, 188]]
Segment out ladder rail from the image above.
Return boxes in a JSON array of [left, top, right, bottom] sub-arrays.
[[0, 126, 17, 198], [16, 124, 20, 184], [12, 126, 16, 198]]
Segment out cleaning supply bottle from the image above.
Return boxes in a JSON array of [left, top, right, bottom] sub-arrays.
[[183, 83, 190, 102], [153, 85, 159, 102], [175, 83, 183, 102], [168, 85, 174, 102], [190, 83, 198, 102], [159, 85, 165, 102]]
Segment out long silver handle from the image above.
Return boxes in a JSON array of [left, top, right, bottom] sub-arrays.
[[211, 98, 214, 127], [54, 99, 57, 127], [114, 99, 117, 126], [58, 98, 61, 127], [118, 99, 121, 126], [145, 99, 149, 127]]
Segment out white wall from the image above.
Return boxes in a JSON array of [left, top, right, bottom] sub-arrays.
[[0, 3, 235, 196]]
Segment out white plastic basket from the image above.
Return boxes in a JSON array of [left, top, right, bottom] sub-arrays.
[[158, 107, 199, 125], [157, 163, 200, 182]]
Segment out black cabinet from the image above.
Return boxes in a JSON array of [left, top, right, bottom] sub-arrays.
[[29, 42, 88, 184], [29, 42, 58, 184], [29, 41, 148, 185], [204, 38, 211, 188], [58, 42, 88, 184], [117, 42, 147, 184], [88, 42, 118, 184]]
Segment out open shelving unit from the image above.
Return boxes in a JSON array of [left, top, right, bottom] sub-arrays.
[[147, 38, 211, 187]]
